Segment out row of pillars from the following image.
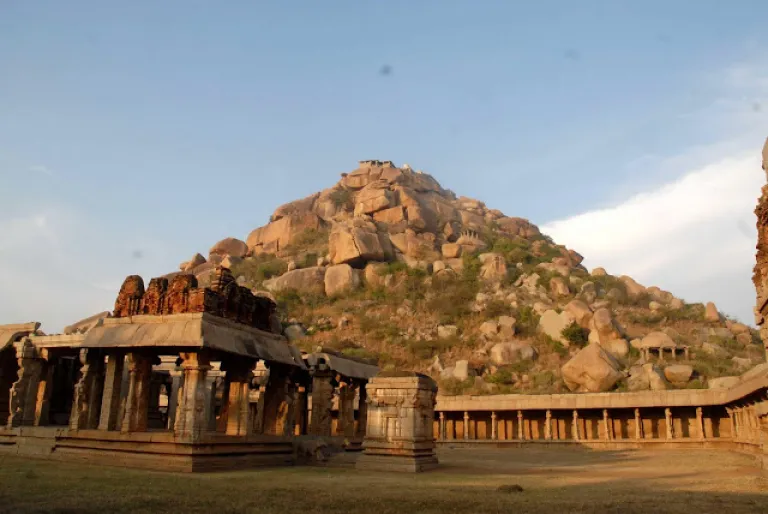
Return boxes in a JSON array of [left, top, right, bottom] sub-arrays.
[[306, 368, 368, 439], [642, 347, 690, 361], [437, 407, 708, 441], [729, 404, 764, 444]]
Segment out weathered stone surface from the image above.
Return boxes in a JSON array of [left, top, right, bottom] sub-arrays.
[[701, 342, 728, 358], [538, 310, 575, 346], [479, 321, 499, 338], [561, 343, 623, 392], [664, 364, 693, 384], [591, 267, 607, 277], [549, 276, 570, 298], [441, 243, 462, 259], [246, 212, 323, 254], [602, 338, 629, 359], [709, 376, 740, 390], [180, 253, 206, 272], [564, 300, 592, 328], [283, 324, 306, 341], [209, 237, 248, 258], [364, 262, 388, 287], [489, 342, 537, 366], [354, 184, 393, 216], [263, 267, 326, 295], [479, 253, 507, 281], [705, 302, 720, 322], [373, 205, 406, 224], [619, 275, 646, 298], [587, 308, 622, 345], [328, 220, 389, 265], [498, 316, 516, 338], [324, 264, 361, 297], [437, 325, 458, 339]]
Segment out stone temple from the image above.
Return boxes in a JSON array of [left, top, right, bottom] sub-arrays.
[[3, 143, 768, 474]]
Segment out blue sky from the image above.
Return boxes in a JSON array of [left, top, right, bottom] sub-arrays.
[[2, 1, 768, 330]]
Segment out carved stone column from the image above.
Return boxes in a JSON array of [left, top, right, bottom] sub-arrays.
[[602, 409, 612, 441], [174, 352, 212, 441], [463, 411, 470, 440], [356, 381, 368, 438], [545, 410, 552, 440], [517, 411, 524, 440], [438, 412, 446, 440], [696, 407, 705, 440], [572, 410, 580, 441], [665, 408, 674, 440], [98, 353, 125, 431], [121, 353, 154, 433], [165, 369, 182, 430], [294, 385, 308, 436], [70, 349, 106, 430], [491, 411, 498, 440], [34, 353, 56, 426], [337, 380, 357, 438], [261, 363, 293, 436], [308, 368, 334, 436], [7, 340, 45, 428], [634, 408, 643, 440], [223, 359, 255, 436]]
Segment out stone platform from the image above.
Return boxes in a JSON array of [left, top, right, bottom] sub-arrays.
[[0, 427, 295, 472]]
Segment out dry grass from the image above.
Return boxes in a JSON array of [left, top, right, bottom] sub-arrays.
[[1, 447, 768, 513]]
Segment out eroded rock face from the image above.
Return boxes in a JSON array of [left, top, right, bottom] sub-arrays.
[[263, 267, 326, 295], [247, 212, 323, 254], [587, 308, 622, 345], [209, 237, 249, 258], [664, 364, 693, 384], [564, 300, 592, 328], [561, 343, 623, 392], [489, 342, 537, 366], [538, 310, 575, 346], [329, 220, 390, 265], [324, 264, 361, 297]]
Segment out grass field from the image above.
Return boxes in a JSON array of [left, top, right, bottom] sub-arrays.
[[1, 447, 768, 513]]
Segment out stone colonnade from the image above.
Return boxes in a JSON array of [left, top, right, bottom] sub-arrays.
[[306, 366, 368, 440], [435, 405, 737, 443]]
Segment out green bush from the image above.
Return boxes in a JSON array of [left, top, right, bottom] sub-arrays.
[[561, 321, 589, 348], [329, 189, 352, 208], [231, 255, 287, 287], [515, 305, 540, 337], [289, 228, 329, 249], [439, 377, 475, 396], [484, 299, 512, 319], [537, 333, 568, 357], [426, 273, 479, 324], [532, 371, 556, 388]]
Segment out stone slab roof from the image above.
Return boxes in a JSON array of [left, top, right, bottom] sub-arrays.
[[436, 370, 768, 412], [304, 352, 379, 380], [0, 322, 40, 352], [67, 313, 306, 368]]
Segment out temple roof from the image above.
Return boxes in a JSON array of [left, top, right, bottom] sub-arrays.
[[304, 351, 379, 380], [0, 322, 40, 352], [75, 313, 305, 368]]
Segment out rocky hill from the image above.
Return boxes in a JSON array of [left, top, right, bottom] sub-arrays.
[[172, 159, 765, 395]]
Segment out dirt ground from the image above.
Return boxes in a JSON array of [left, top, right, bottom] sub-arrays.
[[1, 447, 767, 513]]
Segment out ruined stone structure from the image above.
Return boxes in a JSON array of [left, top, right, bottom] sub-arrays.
[[755, 137, 768, 357], [356, 372, 438, 472], [0, 272, 375, 472]]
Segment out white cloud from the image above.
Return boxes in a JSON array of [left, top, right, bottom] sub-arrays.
[[542, 152, 763, 323]]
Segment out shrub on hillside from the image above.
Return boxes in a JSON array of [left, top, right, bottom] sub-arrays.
[[329, 189, 352, 208], [231, 255, 287, 287], [515, 305, 540, 337], [561, 321, 589, 348]]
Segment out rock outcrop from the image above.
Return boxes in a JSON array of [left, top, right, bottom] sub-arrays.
[[561, 343, 623, 392]]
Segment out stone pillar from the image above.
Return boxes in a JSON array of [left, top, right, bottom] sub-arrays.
[[120, 353, 153, 433], [295, 386, 308, 436], [33, 352, 55, 426], [223, 360, 255, 436], [165, 370, 182, 430], [602, 409, 612, 441], [173, 352, 212, 441], [696, 407, 705, 440], [98, 353, 125, 431], [356, 382, 368, 438], [308, 368, 334, 436], [517, 411, 524, 440], [491, 411, 498, 440], [70, 349, 106, 430], [356, 372, 438, 472], [7, 340, 45, 428], [261, 363, 294, 436], [634, 408, 643, 440], [665, 408, 673, 440], [545, 410, 552, 440], [337, 380, 357, 438], [572, 410, 580, 441], [463, 411, 470, 440], [438, 412, 446, 440]]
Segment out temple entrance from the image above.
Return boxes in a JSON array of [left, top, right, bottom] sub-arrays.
[[0, 345, 20, 424], [48, 356, 80, 426]]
